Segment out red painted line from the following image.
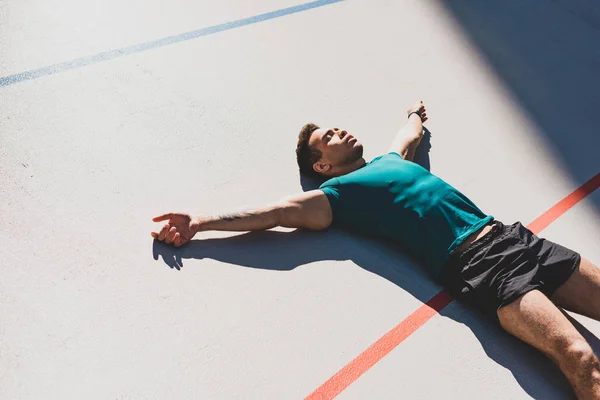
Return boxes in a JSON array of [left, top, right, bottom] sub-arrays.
[[306, 290, 454, 400], [306, 172, 600, 400]]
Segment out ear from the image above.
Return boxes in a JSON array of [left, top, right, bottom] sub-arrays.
[[313, 162, 331, 174]]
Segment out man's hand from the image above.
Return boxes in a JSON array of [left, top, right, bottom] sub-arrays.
[[151, 213, 200, 247], [407, 100, 428, 123]]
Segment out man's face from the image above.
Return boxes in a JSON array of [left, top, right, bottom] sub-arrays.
[[308, 127, 364, 175]]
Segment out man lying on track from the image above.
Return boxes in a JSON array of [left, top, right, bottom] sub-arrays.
[[152, 100, 600, 399]]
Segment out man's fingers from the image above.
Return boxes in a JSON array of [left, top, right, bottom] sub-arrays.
[[173, 233, 183, 247], [152, 230, 186, 247], [152, 213, 173, 222], [158, 224, 171, 241], [165, 227, 177, 244]]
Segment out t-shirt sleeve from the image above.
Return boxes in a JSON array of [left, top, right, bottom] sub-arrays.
[[319, 178, 342, 216]]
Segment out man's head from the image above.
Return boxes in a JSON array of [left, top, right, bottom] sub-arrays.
[[296, 123, 365, 180]]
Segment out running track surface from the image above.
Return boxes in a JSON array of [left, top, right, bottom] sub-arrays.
[[2, 0, 599, 398]]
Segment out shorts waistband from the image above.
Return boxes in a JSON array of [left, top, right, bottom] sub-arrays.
[[450, 220, 506, 263]]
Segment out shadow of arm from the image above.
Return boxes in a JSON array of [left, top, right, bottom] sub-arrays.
[[152, 229, 334, 271]]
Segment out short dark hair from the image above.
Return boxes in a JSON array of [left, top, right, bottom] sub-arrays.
[[296, 123, 323, 179]]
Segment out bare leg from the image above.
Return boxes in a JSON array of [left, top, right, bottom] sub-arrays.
[[552, 257, 600, 321], [497, 290, 600, 399]]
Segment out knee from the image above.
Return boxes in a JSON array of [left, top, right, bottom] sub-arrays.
[[560, 339, 599, 372]]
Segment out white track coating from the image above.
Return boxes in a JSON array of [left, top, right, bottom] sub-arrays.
[[1, 0, 599, 399]]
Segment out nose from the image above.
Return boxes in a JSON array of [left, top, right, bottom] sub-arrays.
[[338, 130, 347, 138]]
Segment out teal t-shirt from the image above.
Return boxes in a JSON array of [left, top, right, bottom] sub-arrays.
[[319, 152, 493, 277]]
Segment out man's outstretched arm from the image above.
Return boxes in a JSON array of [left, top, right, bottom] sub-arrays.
[[388, 100, 428, 161], [151, 190, 333, 247]]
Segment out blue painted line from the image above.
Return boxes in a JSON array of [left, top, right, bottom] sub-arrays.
[[0, 0, 343, 87]]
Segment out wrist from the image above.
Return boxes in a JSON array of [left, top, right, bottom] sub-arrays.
[[405, 112, 424, 138], [194, 216, 210, 232], [407, 111, 422, 121]]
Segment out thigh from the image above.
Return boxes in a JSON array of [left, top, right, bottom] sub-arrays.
[[551, 257, 600, 321], [497, 289, 587, 363]]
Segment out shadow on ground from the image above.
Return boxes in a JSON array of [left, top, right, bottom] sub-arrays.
[[152, 224, 599, 399], [438, 0, 600, 212]]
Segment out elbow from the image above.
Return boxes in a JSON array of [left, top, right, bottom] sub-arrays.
[[276, 201, 302, 229], [272, 203, 288, 228], [402, 147, 418, 162], [408, 130, 424, 144]]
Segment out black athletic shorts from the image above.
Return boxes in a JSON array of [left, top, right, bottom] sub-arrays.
[[440, 220, 581, 319]]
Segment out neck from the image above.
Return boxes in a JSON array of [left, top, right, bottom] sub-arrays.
[[328, 158, 366, 178]]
